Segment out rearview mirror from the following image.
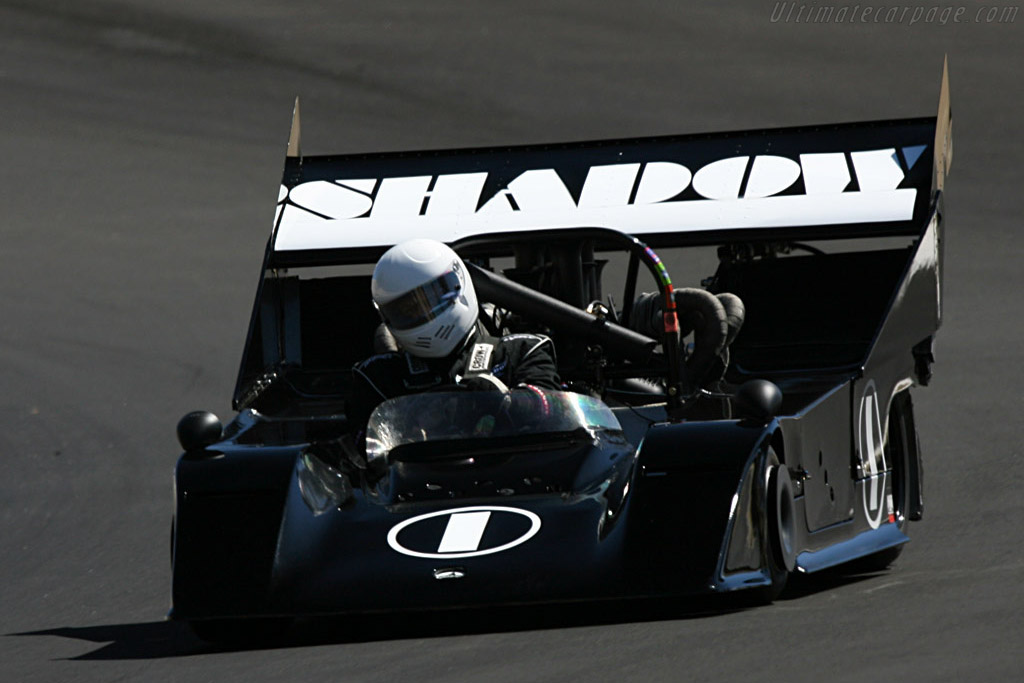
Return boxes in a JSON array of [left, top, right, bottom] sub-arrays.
[[734, 380, 782, 424], [177, 411, 223, 453]]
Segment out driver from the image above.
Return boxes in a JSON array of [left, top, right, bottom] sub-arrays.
[[347, 239, 560, 433]]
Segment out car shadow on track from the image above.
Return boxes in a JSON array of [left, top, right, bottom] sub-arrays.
[[9, 571, 881, 660]]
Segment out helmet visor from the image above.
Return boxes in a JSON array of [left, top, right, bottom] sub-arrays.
[[377, 270, 463, 331]]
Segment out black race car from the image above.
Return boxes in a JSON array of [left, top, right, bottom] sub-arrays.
[[170, 61, 951, 642]]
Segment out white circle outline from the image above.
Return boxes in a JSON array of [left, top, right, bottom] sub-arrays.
[[857, 380, 888, 529], [387, 505, 542, 559]]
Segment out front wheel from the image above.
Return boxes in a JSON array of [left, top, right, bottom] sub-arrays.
[[748, 447, 793, 604]]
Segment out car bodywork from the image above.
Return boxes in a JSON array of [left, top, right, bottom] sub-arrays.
[[170, 62, 950, 629]]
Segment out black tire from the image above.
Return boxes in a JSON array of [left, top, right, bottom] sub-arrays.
[[749, 447, 792, 604], [767, 458, 797, 575], [189, 618, 291, 645]]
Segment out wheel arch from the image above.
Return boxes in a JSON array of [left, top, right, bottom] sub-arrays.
[[769, 428, 786, 466], [887, 387, 924, 522]]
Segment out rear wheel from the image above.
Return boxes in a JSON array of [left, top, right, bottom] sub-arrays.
[[843, 391, 918, 572]]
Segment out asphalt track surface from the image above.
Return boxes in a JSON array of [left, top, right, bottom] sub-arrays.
[[2, 1, 1022, 680]]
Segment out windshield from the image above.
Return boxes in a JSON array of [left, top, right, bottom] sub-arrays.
[[365, 389, 621, 463]]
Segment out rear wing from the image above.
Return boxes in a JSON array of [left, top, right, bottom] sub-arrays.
[[269, 60, 951, 267], [232, 61, 951, 408]]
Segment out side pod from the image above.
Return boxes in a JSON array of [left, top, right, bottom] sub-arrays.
[[625, 420, 776, 593]]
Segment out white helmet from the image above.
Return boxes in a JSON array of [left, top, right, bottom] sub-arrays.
[[371, 239, 478, 358]]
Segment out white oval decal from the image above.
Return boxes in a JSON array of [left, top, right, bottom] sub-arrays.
[[387, 505, 541, 559], [857, 380, 889, 529]]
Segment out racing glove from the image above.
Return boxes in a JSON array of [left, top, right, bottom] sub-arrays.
[[458, 373, 510, 393]]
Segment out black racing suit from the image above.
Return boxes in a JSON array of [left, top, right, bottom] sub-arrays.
[[347, 327, 560, 434]]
